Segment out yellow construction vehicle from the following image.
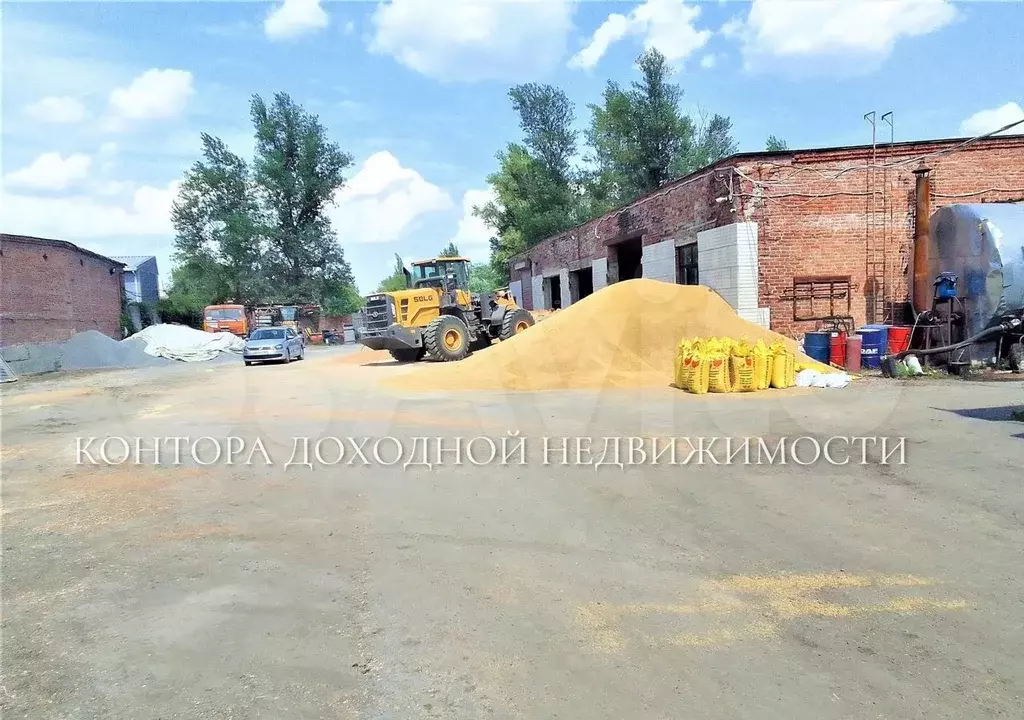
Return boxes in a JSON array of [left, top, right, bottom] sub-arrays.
[[352, 256, 535, 362]]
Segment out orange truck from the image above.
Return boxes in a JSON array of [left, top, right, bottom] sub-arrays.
[[202, 304, 252, 337]]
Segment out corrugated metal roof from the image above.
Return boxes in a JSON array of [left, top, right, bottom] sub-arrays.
[[110, 255, 157, 271]]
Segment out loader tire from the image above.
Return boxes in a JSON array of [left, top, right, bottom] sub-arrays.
[[499, 308, 534, 341], [424, 315, 470, 362], [389, 348, 426, 363]]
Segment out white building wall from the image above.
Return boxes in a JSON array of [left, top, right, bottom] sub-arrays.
[[509, 280, 523, 307], [559, 269, 572, 309], [697, 222, 765, 318], [592, 257, 608, 293], [531, 275, 545, 311], [641, 239, 676, 283]]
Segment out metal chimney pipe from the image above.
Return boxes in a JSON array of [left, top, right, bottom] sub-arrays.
[[912, 165, 932, 314]]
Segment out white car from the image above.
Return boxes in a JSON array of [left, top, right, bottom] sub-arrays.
[[242, 327, 305, 366]]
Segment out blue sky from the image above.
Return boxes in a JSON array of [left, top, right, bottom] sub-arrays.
[[2, 0, 1022, 294]]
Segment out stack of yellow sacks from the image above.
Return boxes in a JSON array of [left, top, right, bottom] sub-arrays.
[[674, 337, 796, 394]]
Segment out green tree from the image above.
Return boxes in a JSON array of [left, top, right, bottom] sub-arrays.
[[587, 49, 736, 203], [587, 49, 696, 202], [676, 113, 739, 176], [170, 133, 263, 304], [439, 242, 460, 258], [508, 83, 577, 184], [376, 254, 409, 292], [251, 92, 355, 303], [766, 135, 789, 152], [468, 262, 501, 293], [324, 283, 364, 316], [476, 84, 582, 284]]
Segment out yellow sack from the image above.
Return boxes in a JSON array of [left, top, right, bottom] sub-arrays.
[[728, 341, 757, 393], [679, 351, 710, 394], [769, 343, 796, 389], [707, 352, 732, 393], [752, 340, 772, 390]]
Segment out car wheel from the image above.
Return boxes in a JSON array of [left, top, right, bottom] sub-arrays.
[[245, 361, 253, 366]]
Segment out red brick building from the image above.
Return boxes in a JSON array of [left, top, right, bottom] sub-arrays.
[[0, 234, 125, 346], [510, 134, 1024, 337]]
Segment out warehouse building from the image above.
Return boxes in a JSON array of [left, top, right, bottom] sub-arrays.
[[0, 234, 125, 346], [509, 134, 1024, 337]]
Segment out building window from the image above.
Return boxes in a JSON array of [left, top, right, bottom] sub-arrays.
[[676, 243, 698, 285]]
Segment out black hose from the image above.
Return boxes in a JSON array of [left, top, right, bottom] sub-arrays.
[[892, 325, 1008, 360]]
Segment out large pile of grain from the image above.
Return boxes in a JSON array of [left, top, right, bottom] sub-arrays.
[[387, 279, 825, 392]]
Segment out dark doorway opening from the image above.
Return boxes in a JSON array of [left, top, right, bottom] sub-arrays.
[[676, 243, 699, 285], [615, 237, 643, 282], [547, 274, 562, 309], [569, 267, 594, 303]]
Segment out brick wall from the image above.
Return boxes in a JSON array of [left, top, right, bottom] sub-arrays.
[[513, 136, 1024, 334], [735, 136, 1024, 336], [0, 235, 124, 347]]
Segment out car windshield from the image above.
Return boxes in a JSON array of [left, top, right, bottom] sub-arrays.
[[206, 308, 243, 320], [250, 329, 285, 340]]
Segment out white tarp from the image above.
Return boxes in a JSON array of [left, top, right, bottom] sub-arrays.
[[127, 324, 244, 362], [795, 368, 852, 389]]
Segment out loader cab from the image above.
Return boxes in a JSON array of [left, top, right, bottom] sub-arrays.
[[411, 258, 470, 292], [409, 256, 468, 290], [410, 257, 473, 311]]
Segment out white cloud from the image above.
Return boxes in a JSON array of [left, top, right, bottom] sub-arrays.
[[108, 68, 195, 125], [450, 189, 496, 261], [0, 181, 180, 240], [330, 151, 452, 244], [728, 0, 957, 73], [4, 153, 93, 191], [265, 0, 329, 40], [369, 0, 575, 82], [699, 53, 717, 69], [23, 96, 89, 124], [960, 102, 1024, 137], [567, 13, 630, 71], [569, 0, 711, 70]]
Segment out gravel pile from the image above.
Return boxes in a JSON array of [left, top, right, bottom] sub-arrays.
[[2, 330, 173, 375]]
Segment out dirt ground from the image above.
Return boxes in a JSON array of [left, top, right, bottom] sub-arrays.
[[2, 345, 1023, 719]]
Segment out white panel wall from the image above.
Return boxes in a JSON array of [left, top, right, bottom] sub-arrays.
[[738, 308, 771, 329], [735, 222, 759, 311], [509, 280, 523, 307], [642, 239, 676, 283], [697, 222, 766, 319], [592, 258, 608, 293], [559, 269, 572, 309], [531, 275, 545, 311]]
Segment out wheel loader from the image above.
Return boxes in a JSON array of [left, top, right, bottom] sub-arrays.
[[352, 257, 535, 362]]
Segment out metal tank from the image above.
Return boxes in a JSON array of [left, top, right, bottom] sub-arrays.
[[928, 204, 1024, 341]]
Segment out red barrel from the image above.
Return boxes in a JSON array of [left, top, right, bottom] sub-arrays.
[[888, 326, 912, 354], [845, 335, 862, 372], [829, 330, 847, 367]]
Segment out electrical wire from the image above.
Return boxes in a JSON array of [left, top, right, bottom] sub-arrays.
[[932, 188, 1024, 198]]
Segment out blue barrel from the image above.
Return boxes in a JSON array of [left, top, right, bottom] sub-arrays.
[[861, 324, 889, 354], [856, 327, 885, 368], [803, 332, 831, 364]]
